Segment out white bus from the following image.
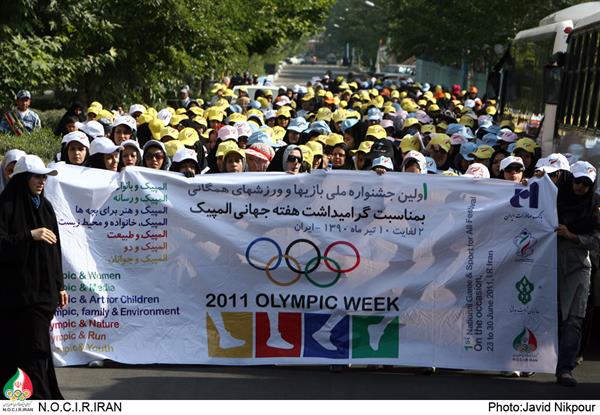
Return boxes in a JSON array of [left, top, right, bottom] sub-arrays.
[[495, 1, 600, 159]]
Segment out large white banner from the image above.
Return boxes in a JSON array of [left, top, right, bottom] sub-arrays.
[[46, 165, 558, 372]]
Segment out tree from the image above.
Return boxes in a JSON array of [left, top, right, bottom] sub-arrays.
[[0, 0, 334, 108]]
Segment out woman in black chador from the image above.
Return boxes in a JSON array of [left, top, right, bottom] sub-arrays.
[[0, 155, 68, 399]]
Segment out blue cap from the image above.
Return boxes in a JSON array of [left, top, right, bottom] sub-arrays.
[[16, 90, 31, 100], [306, 120, 331, 135], [248, 131, 274, 146], [367, 107, 382, 121], [229, 104, 243, 114], [425, 156, 437, 173], [446, 123, 463, 135], [341, 118, 359, 133], [460, 142, 478, 161], [481, 133, 498, 147], [507, 143, 516, 153], [482, 125, 501, 135], [249, 100, 261, 109], [288, 117, 309, 133]]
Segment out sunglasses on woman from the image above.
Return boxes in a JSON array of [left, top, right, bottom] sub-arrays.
[[145, 151, 165, 160], [287, 156, 302, 163]]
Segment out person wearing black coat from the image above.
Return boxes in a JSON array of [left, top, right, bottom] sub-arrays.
[[0, 155, 68, 399]]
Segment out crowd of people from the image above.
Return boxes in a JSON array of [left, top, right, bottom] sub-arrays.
[[0, 72, 598, 393]]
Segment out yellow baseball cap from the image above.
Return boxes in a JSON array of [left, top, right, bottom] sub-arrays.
[[428, 133, 451, 152], [178, 127, 199, 146], [298, 145, 314, 167], [351, 140, 374, 155], [403, 118, 420, 128], [421, 124, 436, 135], [164, 140, 184, 158], [471, 145, 494, 159], [365, 124, 386, 140], [514, 138, 538, 154], [160, 126, 179, 141], [326, 133, 344, 147], [149, 118, 164, 140], [332, 109, 347, 123], [316, 107, 333, 122], [188, 107, 204, 117], [276, 107, 292, 119], [216, 141, 239, 158], [400, 135, 421, 153], [272, 126, 286, 142], [228, 113, 247, 123], [306, 141, 323, 157], [170, 114, 188, 127]]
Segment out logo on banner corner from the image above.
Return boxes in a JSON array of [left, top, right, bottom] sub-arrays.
[[513, 327, 538, 353], [3, 368, 33, 400], [510, 182, 539, 209], [513, 229, 536, 258]]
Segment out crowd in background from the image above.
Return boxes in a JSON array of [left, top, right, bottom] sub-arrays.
[[0, 72, 598, 388]]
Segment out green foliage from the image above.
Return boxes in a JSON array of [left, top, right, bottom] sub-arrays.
[[388, 0, 588, 67], [0, 0, 335, 108], [0, 129, 61, 163], [37, 109, 65, 131], [324, 0, 589, 68]]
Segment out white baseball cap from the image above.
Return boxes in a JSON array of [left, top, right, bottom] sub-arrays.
[[498, 128, 518, 143], [61, 131, 90, 148], [142, 140, 167, 154], [275, 96, 291, 107], [544, 153, 570, 172], [157, 108, 172, 126], [128, 104, 146, 115], [172, 148, 198, 164], [218, 125, 239, 142], [401, 150, 427, 174], [80, 120, 105, 139], [463, 162, 490, 178], [112, 115, 137, 132], [121, 139, 142, 153], [371, 156, 394, 171], [571, 161, 597, 182], [90, 137, 123, 155], [234, 122, 253, 138], [11, 155, 58, 178], [264, 109, 277, 120], [499, 155, 524, 171]]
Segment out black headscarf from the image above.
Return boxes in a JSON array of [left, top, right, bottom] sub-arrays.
[[557, 174, 600, 235], [0, 172, 63, 310], [53, 101, 85, 136]]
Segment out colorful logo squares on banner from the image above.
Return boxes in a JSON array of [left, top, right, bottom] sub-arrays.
[[351, 315, 399, 358], [206, 312, 253, 357], [255, 312, 301, 357], [303, 313, 350, 358]]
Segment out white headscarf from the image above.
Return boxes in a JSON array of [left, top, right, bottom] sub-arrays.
[[0, 149, 26, 193]]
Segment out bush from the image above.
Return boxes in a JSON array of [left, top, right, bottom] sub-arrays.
[[37, 108, 66, 132], [0, 129, 61, 163]]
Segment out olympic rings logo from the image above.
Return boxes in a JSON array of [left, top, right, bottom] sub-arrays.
[[245, 237, 360, 288]]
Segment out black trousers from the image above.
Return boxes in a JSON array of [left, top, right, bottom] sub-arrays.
[[0, 306, 63, 400]]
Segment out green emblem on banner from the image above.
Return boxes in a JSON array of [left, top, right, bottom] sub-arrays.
[[516, 275, 534, 305]]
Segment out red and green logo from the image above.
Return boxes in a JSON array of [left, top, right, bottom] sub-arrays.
[[513, 327, 538, 353], [3, 368, 33, 400]]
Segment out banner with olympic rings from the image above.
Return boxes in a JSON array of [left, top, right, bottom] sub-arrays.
[[45, 165, 559, 372]]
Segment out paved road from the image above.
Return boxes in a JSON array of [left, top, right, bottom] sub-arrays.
[[275, 63, 362, 88], [57, 354, 600, 399]]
